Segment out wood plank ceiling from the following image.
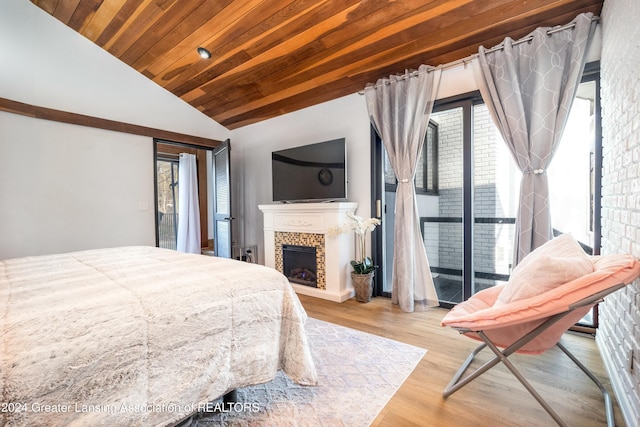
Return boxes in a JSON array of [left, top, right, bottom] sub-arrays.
[[32, 0, 604, 130]]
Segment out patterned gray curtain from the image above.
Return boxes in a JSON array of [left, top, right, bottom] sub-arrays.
[[473, 13, 597, 266], [364, 65, 440, 312]]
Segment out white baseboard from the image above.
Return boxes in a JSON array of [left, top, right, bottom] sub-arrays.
[[291, 283, 354, 302], [596, 334, 639, 427]]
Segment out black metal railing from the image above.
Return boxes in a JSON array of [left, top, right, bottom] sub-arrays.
[[158, 212, 178, 250], [420, 217, 593, 281]]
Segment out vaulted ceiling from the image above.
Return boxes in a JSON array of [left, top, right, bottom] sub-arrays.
[[32, 0, 604, 130]]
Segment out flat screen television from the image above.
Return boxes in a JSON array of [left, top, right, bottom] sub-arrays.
[[272, 138, 347, 202]]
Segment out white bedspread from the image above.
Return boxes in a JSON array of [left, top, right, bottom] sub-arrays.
[[0, 246, 317, 426]]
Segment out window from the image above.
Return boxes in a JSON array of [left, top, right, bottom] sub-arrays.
[[548, 71, 600, 256], [384, 120, 438, 194], [548, 65, 601, 330]]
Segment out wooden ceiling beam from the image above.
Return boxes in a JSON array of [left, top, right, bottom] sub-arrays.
[[0, 97, 222, 149]]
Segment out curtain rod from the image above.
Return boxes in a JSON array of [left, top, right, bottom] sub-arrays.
[[358, 16, 599, 95]]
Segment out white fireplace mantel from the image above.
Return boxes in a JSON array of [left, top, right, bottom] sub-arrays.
[[258, 202, 357, 302]]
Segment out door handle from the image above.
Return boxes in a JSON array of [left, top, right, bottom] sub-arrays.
[[224, 217, 235, 221]]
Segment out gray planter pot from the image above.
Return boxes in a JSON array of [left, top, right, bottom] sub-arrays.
[[351, 271, 374, 302]]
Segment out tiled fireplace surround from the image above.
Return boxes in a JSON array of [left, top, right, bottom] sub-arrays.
[[259, 202, 357, 302]]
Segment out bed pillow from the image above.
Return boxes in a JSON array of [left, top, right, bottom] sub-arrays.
[[495, 233, 594, 306]]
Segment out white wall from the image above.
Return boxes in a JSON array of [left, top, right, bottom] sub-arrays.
[[0, 0, 229, 258], [0, 113, 154, 258], [229, 94, 371, 262]]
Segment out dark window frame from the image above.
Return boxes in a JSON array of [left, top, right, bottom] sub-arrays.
[[384, 119, 439, 195]]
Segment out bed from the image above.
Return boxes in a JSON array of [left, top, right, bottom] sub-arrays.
[[0, 246, 317, 426]]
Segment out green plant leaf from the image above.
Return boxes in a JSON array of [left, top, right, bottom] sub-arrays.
[[351, 257, 377, 274]]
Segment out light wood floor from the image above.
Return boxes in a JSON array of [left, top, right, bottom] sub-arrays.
[[298, 294, 623, 427]]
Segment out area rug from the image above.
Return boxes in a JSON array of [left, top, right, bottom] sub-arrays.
[[193, 317, 426, 426]]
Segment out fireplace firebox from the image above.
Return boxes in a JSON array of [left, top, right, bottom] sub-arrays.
[[282, 244, 317, 287]]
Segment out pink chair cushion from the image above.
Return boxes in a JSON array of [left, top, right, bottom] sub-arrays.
[[441, 254, 640, 354], [495, 234, 594, 306]]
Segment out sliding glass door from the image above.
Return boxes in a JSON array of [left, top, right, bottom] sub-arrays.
[[372, 65, 601, 311], [374, 95, 516, 305], [374, 98, 473, 304], [472, 103, 519, 294], [422, 105, 466, 304]]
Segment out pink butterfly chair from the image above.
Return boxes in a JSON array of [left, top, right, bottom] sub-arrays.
[[441, 235, 640, 427]]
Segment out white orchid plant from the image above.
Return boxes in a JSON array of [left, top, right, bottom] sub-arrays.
[[328, 212, 381, 274]]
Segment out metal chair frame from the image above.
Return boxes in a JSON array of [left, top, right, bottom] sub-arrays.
[[443, 284, 624, 427]]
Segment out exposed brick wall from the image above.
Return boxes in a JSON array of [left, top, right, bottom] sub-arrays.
[[598, 0, 640, 424]]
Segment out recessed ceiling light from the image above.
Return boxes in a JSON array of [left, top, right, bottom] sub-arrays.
[[197, 47, 211, 59]]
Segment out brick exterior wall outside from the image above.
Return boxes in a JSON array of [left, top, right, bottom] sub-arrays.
[[431, 106, 517, 287], [433, 108, 464, 279], [598, 0, 640, 424]]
